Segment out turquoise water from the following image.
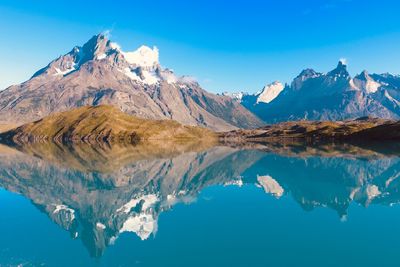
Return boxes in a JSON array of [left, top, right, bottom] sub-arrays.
[[0, 145, 400, 266]]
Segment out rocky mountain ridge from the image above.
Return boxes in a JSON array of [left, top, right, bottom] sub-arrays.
[[226, 61, 400, 122]]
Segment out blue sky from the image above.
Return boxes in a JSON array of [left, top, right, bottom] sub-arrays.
[[1, 0, 400, 93]]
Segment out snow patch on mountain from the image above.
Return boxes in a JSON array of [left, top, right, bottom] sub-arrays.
[[122, 45, 159, 68], [117, 194, 159, 240], [96, 53, 107, 60], [257, 175, 284, 198], [353, 71, 381, 94], [54, 67, 76, 76], [109, 41, 184, 85], [365, 185, 382, 202], [39, 34, 179, 86], [384, 90, 400, 106], [120, 213, 157, 240], [52, 204, 76, 221], [291, 69, 322, 90], [256, 81, 284, 104], [238, 61, 400, 122], [109, 42, 121, 50], [221, 92, 246, 102], [116, 194, 159, 214]]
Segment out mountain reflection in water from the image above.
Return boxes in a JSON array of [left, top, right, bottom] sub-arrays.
[[0, 141, 399, 260]]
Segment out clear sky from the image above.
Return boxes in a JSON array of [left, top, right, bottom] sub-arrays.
[[1, 0, 400, 93]]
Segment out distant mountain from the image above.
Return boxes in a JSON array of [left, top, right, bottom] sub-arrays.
[[221, 91, 246, 102], [0, 34, 263, 131], [223, 81, 285, 107], [225, 61, 400, 123], [237, 81, 285, 108]]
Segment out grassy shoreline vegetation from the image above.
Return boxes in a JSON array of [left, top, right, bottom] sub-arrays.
[[0, 105, 400, 149], [0, 104, 399, 183], [219, 118, 400, 143]]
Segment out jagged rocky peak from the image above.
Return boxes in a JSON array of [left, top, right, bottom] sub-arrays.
[[352, 70, 381, 93], [31, 33, 176, 85], [31, 33, 119, 78], [327, 60, 350, 79], [355, 70, 370, 81], [237, 60, 400, 122], [298, 68, 320, 78], [77, 33, 160, 69], [80, 33, 114, 60], [291, 68, 322, 90], [82, 34, 161, 72], [256, 81, 284, 104]]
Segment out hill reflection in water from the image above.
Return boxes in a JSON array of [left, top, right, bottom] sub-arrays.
[[0, 141, 399, 259]]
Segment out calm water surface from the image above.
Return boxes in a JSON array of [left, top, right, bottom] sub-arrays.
[[0, 144, 400, 266]]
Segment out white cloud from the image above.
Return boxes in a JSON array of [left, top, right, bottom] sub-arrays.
[[340, 58, 348, 65], [179, 76, 197, 84], [203, 78, 213, 84]]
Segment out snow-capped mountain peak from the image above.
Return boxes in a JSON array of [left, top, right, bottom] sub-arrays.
[[371, 73, 400, 89], [80, 33, 114, 61], [291, 68, 322, 90], [32, 33, 176, 86], [239, 61, 400, 123], [121, 45, 159, 68], [31, 33, 118, 78], [256, 81, 284, 104], [221, 91, 246, 102], [298, 68, 320, 78], [222, 82, 284, 105], [116, 44, 163, 85], [353, 70, 381, 94]]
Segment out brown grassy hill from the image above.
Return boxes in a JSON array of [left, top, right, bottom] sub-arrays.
[[220, 118, 398, 142], [0, 105, 217, 144]]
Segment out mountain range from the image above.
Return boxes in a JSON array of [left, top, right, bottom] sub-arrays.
[[0, 34, 262, 131], [2, 33, 400, 129], [228, 61, 400, 122]]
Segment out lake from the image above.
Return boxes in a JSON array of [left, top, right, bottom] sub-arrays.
[[0, 142, 399, 266]]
